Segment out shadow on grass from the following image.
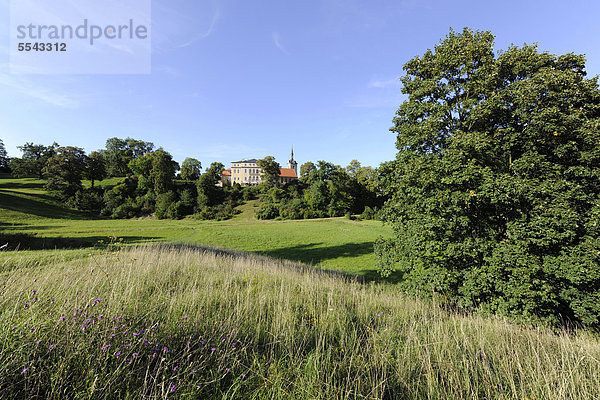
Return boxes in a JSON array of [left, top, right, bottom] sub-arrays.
[[254, 242, 405, 284], [0, 180, 46, 189], [165, 243, 367, 283], [261, 242, 375, 265], [0, 233, 163, 251], [359, 268, 406, 284], [0, 191, 90, 220], [0, 225, 64, 231]]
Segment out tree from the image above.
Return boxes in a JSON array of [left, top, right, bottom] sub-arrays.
[[197, 162, 225, 208], [257, 156, 280, 188], [86, 151, 106, 188], [0, 139, 9, 172], [150, 149, 179, 195], [300, 161, 316, 183], [180, 158, 202, 181], [11, 142, 58, 178], [43, 146, 87, 198], [104, 137, 154, 177], [127, 148, 178, 195], [376, 28, 600, 329]]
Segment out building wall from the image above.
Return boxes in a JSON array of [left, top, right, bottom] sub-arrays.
[[231, 160, 261, 186], [227, 156, 298, 187]]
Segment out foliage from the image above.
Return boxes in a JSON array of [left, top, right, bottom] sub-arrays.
[[299, 161, 316, 183], [377, 28, 600, 330], [197, 162, 225, 208], [104, 137, 154, 177], [85, 151, 106, 188], [10, 142, 58, 178], [69, 188, 104, 213], [255, 203, 280, 220], [150, 149, 179, 195], [0, 139, 9, 172], [42, 146, 87, 199], [257, 156, 280, 188], [154, 191, 180, 219], [180, 157, 202, 181]]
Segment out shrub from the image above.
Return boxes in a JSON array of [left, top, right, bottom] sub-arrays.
[[155, 191, 177, 219], [255, 204, 279, 220]]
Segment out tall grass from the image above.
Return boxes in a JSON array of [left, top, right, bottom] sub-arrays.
[[1, 246, 599, 399]]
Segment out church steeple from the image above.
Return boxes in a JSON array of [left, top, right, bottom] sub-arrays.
[[287, 146, 298, 175]]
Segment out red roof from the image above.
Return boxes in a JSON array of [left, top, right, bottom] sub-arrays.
[[278, 168, 297, 178], [222, 169, 231, 176]]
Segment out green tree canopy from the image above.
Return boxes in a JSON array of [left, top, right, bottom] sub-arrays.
[[10, 142, 58, 178], [197, 162, 225, 208], [0, 139, 8, 172], [85, 151, 106, 188], [257, 156, 281, 188], [104, 137, 154, 177], [42, 146, 87, 198], [180, 158, 202, 181], [377, 28, 600, 329], [300, 161, 317, 183], [150, 149, 179, 195]]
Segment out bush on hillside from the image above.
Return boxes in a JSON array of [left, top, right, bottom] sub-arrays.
[[255, 203, 279, 220]]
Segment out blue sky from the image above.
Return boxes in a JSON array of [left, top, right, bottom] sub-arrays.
[[1, 0, 599, 169]]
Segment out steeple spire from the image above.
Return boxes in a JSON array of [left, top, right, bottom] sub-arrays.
[[287, 146, 298, 175]]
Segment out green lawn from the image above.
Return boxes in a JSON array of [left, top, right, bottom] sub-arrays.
[[0, 177, 392, 278]]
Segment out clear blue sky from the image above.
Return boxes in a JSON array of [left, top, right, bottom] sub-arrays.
[[1, 0, 599, 169]]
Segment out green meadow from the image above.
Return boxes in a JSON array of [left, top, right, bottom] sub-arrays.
[[2, 176, 600, 399], [0, 177, 392, 278]]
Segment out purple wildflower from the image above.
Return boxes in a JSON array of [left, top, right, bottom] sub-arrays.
[[169, 385, 176, 392], [102, 344, 111, 351], [48, 344, 56, 350], [21, 367, 29, 374]]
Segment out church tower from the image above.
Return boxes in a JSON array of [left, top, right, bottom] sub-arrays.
[[287, 147, 298, 176]]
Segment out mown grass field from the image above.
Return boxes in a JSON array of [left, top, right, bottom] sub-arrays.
[[0, 177, 392, 278]]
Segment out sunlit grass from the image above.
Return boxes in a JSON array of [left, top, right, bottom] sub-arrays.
[[1, 245, 599, 399]]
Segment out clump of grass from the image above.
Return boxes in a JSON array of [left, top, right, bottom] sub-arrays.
[[1, 245, 599, 399]]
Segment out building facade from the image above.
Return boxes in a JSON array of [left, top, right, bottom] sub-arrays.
[[223, 150, 298, 186]]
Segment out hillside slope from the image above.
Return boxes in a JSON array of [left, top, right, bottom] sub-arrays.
[[1, 245, 599, 399]]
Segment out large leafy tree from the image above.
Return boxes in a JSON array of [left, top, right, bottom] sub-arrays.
[[43, 146, 87, 198], [150, 149, 179, 195], [104, 137, 154, 177], [197, 162, 225, 208], [257, 156, 281, 188], [377, 28, 600, 329], [10, 142, 58, 178], [85, 151, 106, 188], [128, 148, 179, 195], [180, 158, 202, 181]]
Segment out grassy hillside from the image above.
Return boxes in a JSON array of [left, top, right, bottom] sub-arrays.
[[0, 177, 392, 278], [1, 245, 599, 399]]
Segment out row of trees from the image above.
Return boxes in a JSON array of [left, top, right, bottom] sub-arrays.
[[3, 137, 383, 221], [255, 160, 381, 220]]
